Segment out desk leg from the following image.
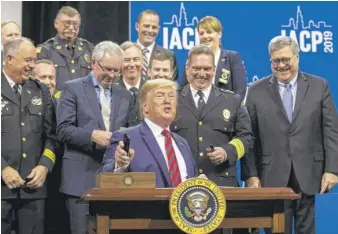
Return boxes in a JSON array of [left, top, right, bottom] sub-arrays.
[[272, 201, 285, 234], [96, 214, 109, 234]]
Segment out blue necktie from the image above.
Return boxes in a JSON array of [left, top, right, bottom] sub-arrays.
[[282, 83, 293, 122]]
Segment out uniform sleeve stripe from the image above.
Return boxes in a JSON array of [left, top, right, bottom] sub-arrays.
[[229, 138, 245, 159], [43, 149, 56, 164]]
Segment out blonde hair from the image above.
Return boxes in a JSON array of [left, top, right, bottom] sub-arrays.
[[198, 16, 222, 34], [139, 79, 177, 119]]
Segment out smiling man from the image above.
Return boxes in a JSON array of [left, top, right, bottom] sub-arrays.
[[1, 37, 57, 234], [37, 6, 93, 92], [32, 60, 56, 95], [56, 41, 138, 234], [244, 36, 338, 234], [135, 9, 178, 81], [148, 52, 173, 80]]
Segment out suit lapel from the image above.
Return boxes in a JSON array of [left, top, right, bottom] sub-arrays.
[[179, 85, 199, 119], [171, 133, 193, 178], [149, 44, 158, 65], [200, 86, 221, 120], [109, 86, 121, 131], [140, 121, 171, 185], [267, 76, 289, 121], [214, 49, 227, 85], [292, 72, 309, 123], [1, 74, 20, 106], [83, 76, 105, 130], [20, 81, 34, 108]]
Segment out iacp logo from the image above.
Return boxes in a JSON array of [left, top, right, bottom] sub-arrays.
[[280, 6, 334, 54], [162, 2, 200, 50]]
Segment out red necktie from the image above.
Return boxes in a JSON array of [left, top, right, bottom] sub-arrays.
[[162, 129, 182, 187]]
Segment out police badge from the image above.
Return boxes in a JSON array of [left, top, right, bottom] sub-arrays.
[[169, 178, 226, 234], [84, 54, 90, 63], [31, 96, 42, 106], [223, 109, 230, 122], [219, 69, 230, 84]]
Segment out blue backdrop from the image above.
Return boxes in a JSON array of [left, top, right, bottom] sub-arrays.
[[130, 1, 338, 104], [130, 2, 338, 233]]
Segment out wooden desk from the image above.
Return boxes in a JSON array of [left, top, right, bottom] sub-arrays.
[[83, 187, 300, 234]]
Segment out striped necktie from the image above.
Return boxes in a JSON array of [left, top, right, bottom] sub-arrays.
[[162, 129, 182, 187], [142, 48, 149, 80]]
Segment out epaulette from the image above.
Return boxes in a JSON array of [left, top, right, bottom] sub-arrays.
[[29, 77, 48, 91], [78, 37, 93, 46], [220, 88, 235, 95], [37, 38, 54, 53]]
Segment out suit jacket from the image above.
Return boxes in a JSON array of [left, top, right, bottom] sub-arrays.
[[37, 34, 94, 91], [99, 121, 197, 188], [181, 48, 247, 101], [171, 85, 254, 187], [149, 44, 179, 81], [56, 74, 138, 196], [243, 72, 338, 195], [114, 77, 147, 122], [1, 74, 57, 199]]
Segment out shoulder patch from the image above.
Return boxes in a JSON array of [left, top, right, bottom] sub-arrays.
[[220, 88, 235, 94], [36, 46, 42, 54], [79, 37, 93, 46]]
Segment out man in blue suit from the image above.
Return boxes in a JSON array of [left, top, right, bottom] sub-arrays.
[[57, 41, 138, 234], [100, 79, 196, 188]]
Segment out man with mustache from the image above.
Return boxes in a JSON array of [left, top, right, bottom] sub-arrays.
[[57, 41, 138, 234], [243, 36, 338, 234], [37, 6, 93, 94], [1, 37, 57, 234], [135, 9, 178, 81], [148, 52, 174, 80], [171, 45, 253, 234]]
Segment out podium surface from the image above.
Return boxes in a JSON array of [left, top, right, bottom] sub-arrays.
[[83, 187, 300, 234]]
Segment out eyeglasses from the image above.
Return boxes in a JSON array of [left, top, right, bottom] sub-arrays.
[[97, 61, 121, 76], [270, 54, 296, 66], [57, 19, 80, 29]]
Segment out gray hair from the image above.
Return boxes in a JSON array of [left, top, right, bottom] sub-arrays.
[[3, 37, 34, 58], [120, 41, 142, 52], [268, 36, 299, 56], [92, 41, 123, 61], [186, 44, 215, 67]]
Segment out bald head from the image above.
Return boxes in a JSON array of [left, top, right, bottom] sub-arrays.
[[1, 21, 21, 46]]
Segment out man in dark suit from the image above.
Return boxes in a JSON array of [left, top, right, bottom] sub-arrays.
[[37, 6, 94, 94], [181, 16, 247, 101], [135, 9, 178, 81], [100, 79, 196, 187], [243, 36, 338, 234], [115, 41, 147, 121], [57, 41, 138, 234], [171, 45, 253, 234], [1, 37, 57, 234]]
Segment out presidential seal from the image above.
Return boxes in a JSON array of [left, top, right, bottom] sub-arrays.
[[169, 178, 226, 234]]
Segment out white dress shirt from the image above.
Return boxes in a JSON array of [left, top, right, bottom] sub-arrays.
[[212, 48, 221, 84], [137, 40, 155, 64], [3, 70, 21, 94], [190, 84, 212, 108], [277, 74, 298, 111], [123, 78, 141, 91], [116, 118, 188, 182]]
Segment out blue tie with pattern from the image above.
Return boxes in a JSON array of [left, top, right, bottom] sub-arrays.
[[282, 83, 293, 122]]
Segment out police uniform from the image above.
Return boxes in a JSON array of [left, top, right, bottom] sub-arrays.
[[36, 34, 94, 92], [171, 85, 254, 187], [1, 74, 57, 234]]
